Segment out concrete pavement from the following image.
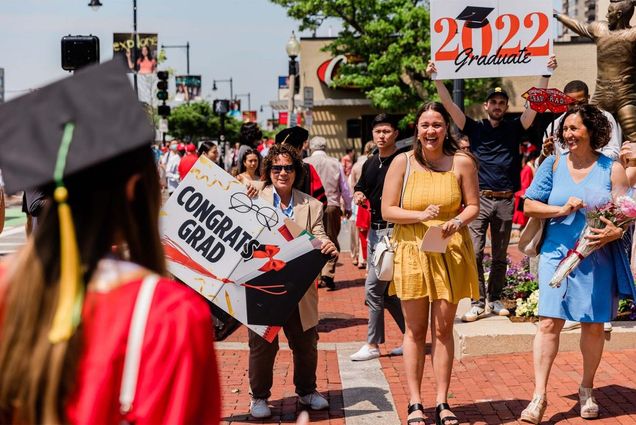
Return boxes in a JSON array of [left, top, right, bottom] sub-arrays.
[[3, 209, 635, 424], [218, 255, 636, 425]]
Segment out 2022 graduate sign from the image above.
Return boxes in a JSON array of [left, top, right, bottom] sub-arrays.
[[430, 0, 553, 79]]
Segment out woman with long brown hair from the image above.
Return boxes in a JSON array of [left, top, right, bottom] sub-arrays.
[[382, 102, 479, 425], [0, 60, 220, 424]]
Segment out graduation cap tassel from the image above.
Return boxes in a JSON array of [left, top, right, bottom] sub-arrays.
[[48, 123, 85, 344]]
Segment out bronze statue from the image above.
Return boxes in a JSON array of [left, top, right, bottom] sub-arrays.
[[556, 0, 636, 141]]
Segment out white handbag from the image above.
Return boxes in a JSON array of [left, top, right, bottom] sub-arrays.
[[373, 234, 397, 281], [372, 152, 410, 281]]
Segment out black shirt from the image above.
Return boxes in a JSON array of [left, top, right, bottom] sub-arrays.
[[462, 117, 524, 191], [354, 149, 402, 225]]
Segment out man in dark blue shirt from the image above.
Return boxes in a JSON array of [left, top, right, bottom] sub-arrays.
[[426, 57, 557, 321]]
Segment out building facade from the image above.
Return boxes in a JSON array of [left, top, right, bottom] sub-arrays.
[[271, 1, 629, 155]]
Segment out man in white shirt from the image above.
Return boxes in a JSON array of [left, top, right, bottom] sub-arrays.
[[546, 80, 621, 160], [162, 141, 182, 195], [304, 136, 353, 290]]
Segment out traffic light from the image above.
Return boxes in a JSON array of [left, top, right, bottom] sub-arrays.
[[156, 71, 169, 101], [61, 35, 100, 71], [157, 71, 170, 117], [158, 104, 171, 117], [213, 99, 230, 115]]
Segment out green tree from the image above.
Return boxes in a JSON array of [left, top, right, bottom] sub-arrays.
[[270, 0, 497, 119], [168, 101, 241, 142]]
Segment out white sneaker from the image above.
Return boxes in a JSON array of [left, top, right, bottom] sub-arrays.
[[350, 344, 380, 361], [249, 398, 271, 418], [461, 305, 486, 322], [389, 345, 403, 356], [298, 391, 329, 410], [563, 320, 581, 331], [489, 300, 510, 316], [604, 322, 613, 332]]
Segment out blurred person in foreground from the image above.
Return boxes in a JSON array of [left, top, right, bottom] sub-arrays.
[[246, 144, 337, 419], [382, 102, 479, 425], [0, 60, 220, 424], [520, 105, 635, 423]]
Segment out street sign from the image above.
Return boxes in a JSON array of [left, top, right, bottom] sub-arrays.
[[305, 110, 313, 128], [290, 112, 297, 127], [159, 118, 169, 133], [303, 86, 314, 109]]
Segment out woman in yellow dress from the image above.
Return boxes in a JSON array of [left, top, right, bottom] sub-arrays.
[[382, 102, 479, 425]]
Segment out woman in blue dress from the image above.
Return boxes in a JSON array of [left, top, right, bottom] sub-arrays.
[[520, 105, 634, 423]]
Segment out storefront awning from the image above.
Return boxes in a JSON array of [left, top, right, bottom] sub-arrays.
[[269, 98, 372, 111]]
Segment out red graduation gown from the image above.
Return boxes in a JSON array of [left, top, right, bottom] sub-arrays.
[[66, 276, 221, 424]]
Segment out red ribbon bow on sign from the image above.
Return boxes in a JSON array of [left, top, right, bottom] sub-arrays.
[[253, 245, 287, 272]]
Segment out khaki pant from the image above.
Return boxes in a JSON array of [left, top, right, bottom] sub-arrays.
[[248, 308, 318, 399]]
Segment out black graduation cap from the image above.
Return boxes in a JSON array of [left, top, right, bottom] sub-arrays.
[[0, 57, 154, 194], [456, 6, 495, 28], [275, 126, 309, 149]]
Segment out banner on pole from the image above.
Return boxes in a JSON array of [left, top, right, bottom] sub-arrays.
[[113, 33, 158, 74], [160, 156, 327, 341], [429, 0, 553, 79], [175, 75, 202, 102]]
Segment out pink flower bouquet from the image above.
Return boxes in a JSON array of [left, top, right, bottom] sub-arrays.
[[550, 195, 636, 288]]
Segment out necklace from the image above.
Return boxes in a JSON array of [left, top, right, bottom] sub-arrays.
[[378, 148, 397, 168]]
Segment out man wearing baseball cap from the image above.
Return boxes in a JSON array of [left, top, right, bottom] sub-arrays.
[[426, 57, 557, 322]]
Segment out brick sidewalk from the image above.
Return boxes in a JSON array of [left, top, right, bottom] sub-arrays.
[[218, 250, 636, 424]]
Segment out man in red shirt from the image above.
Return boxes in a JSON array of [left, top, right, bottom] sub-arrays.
[[178, 143, 198, 180]]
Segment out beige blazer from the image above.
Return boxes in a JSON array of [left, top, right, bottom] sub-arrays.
[[260, 185, 329, 331]]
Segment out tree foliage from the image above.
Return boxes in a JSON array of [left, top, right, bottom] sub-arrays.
[[270, 0, 497, 117], [167, 101, 241, 142]]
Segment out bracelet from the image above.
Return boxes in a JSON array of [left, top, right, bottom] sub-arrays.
[[542, 74, 551, 78], [453, 217, 463, 227]]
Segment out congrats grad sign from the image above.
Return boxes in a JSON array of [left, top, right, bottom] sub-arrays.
[[160, 155, 327, 341], [430, 0, 553, 80]]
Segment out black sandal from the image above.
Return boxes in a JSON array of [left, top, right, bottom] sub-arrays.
[[435, 403, 459, 425], [407, 403, 426, 424]]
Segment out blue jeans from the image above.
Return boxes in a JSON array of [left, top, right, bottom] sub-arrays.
[[365, 228, 405, 344]]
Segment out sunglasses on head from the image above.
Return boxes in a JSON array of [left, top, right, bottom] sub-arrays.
[[271, 164, 295, 173]]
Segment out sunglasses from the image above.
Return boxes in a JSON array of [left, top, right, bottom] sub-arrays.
[[271, 164, 295, 173]]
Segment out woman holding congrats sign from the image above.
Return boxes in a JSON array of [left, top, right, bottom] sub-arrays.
[[382, 102, 480, 425]]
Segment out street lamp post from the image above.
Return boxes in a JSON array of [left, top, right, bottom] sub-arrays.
[[234, 93, 251, 111], [88, 0, 138, 94], [160, 42, 191, 74], [212, 78, 233, 102], [285, 31, 300, 128]]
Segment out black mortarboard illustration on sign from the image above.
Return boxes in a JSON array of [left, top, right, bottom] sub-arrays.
[[245, 249, 326, 325], [0, 58, 153, 194], [456, 6, 495, 29]]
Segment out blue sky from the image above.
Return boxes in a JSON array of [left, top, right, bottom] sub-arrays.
[[0, 0, 317, 121], [0, 0, 564, 123]]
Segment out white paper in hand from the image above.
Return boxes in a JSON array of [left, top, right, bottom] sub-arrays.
[[420, 226, 450, 253]]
